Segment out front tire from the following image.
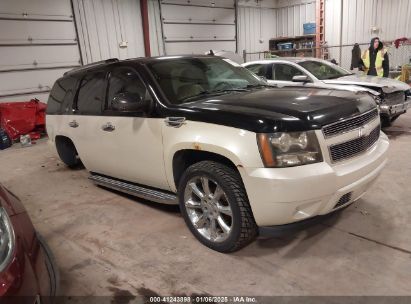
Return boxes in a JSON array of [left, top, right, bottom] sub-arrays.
[[178, 161, 257, 252]]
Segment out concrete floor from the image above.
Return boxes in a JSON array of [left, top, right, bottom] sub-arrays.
[[1, 112, 411, 297]]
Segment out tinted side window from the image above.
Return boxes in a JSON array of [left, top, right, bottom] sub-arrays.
[[247, 64, 266, 76], [273, 64, 304, 81], [107, 67, 148, 109], [246, 64, 273, 80], [47, 76, 77, 114], [76, 71, 107, 115]]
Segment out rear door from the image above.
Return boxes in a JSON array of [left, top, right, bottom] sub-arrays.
[[67, 70, 108, 171]]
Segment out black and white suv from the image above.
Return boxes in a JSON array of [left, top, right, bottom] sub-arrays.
[[46, 56, 389, 252]]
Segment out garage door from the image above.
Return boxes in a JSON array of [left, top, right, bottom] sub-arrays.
[[160, 0, 237, 55], [0, 0, 81, 103]]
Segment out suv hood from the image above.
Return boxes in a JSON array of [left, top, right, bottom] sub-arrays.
[[168, 87, 376, 133], [323, 74, 410, 93]]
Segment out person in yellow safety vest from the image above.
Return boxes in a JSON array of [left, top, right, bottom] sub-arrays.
[[359, 37, 389, 77]]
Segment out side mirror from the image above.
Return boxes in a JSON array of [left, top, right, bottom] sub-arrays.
[[259, 76, 268, 82], [292, 75, 310, 83], [111, 92, 147, 112]]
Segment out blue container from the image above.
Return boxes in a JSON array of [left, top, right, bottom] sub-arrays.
[[277, 42, 294, 50], [303, 23, 316, 35]]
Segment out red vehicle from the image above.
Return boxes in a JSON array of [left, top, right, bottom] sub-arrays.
[[0, 184, 58, 303]]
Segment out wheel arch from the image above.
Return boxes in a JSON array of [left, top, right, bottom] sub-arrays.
[[172, 149, 241, 191], [55, 135, 77, 154]]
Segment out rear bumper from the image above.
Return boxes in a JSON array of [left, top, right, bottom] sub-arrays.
[[241, 132, 389, 227]]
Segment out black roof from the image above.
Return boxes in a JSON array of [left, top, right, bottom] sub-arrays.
[[64, 55, 219, 76]]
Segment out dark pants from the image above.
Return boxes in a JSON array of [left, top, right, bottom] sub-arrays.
[[367, 67, 378, 76]]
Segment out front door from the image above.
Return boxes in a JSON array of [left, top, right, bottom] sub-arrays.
[[99, 66, 169, 191], [270, 63, 314, 88], [81, 66, 169, 191]]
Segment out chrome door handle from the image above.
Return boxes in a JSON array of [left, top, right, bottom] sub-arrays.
[[102, 122, 115, 132], [165, 117, 186, 128], [68, 120, 79, 128]]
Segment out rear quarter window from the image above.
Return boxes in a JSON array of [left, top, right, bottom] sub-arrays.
[[47, 76, 78, 114]]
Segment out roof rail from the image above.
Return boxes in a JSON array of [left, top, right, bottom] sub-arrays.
[[64, 58, 119, 76]]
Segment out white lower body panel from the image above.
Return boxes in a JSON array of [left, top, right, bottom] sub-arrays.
[[241, 133, 390, 226]]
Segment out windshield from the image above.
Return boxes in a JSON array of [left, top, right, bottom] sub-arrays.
[[147, 57, 265, 104], [298, 60, 352, 80]]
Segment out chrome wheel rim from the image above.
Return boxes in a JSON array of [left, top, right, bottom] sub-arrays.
[[184, 176, 233, 243]]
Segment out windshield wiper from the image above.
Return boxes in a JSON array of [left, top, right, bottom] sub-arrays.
[[214, 88, 249, 92], [245, 84, 273, 89]]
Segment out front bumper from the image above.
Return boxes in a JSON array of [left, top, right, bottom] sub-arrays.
[[1, 212, 58, 303], [241, 132, 389, 227], [379, 96, 411, 117]]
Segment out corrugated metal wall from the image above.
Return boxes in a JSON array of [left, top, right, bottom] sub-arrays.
[[72, 0, 145, 64], [326, 0, 411, 46], [275, 0, 315, 37], [325, 0, 411, 69], [148, 0, 164, 56], [237, 5, 277, 61], [147, 0, 316, 58], [237, 0, 315, 59], [0, 0, 81, 102]]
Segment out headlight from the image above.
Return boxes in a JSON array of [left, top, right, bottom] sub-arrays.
[[257, 131, 323, 168], [0, 207, 15, 272]]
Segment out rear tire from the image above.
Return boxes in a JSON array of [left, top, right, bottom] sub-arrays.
[[55, 137, 80, 168], [178, 161, 257, 252]]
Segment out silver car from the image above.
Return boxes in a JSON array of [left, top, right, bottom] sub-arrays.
[[243, 57, 411, 126]]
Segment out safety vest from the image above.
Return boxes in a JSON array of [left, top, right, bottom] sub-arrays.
[[362, 48, 386, 77]]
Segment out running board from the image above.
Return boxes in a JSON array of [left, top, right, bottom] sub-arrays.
[[89, 174, 178, 205]]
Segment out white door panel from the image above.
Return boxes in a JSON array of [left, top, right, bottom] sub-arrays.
[[69, 115, 169, 191]]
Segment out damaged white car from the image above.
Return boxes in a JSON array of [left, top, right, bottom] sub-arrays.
[[243, 57, 411, 126]]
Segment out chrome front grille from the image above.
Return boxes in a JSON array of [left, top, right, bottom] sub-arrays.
[[329, 126, 380, 163], [322, 108, 379, 138]]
